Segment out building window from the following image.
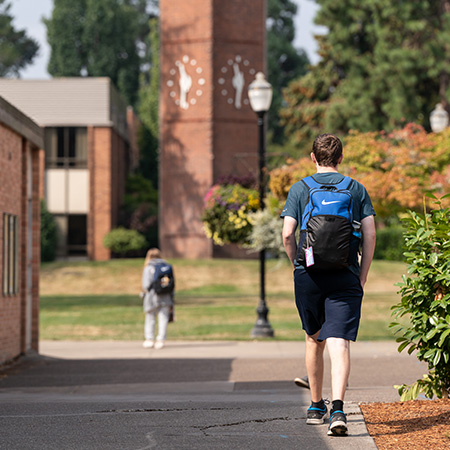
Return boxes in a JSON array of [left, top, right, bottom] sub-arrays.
[[54, 214, 87, 257], [68, 215, 87, 256], [2, 213, 19, 296], [44, 127, 87, 168]]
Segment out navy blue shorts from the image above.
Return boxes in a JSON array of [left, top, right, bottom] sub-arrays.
[[294, 268, 364, 342]]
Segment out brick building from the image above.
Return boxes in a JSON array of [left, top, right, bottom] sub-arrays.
[[0, 78, 139, 261], [160, 0, 266, 258], [0, 96, 42, 364]]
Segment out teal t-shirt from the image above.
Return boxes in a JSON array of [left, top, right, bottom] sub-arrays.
[[281, 172, 376, 274]]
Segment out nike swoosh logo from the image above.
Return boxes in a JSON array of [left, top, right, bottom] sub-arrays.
[[322, 200, 340, 205]]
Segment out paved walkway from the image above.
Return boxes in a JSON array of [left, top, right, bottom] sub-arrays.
[[0, 340, 427, 450]]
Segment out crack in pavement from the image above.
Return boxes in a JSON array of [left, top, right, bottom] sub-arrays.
[[196, 416, 293, 433], [96, 407, 241, 414]]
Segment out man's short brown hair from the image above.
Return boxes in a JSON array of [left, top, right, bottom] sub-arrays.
[[312, 134, 343, 167]]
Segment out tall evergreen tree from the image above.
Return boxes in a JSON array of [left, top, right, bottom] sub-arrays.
[[0, 0, 39, 77], [267, 0, 309, 143], [281, 0, 449, 151]]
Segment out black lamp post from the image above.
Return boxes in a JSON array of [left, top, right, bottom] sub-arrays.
[[248, 72, 274, 338]]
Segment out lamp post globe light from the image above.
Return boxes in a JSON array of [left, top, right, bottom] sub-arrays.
[[248, 72, 274, 338], [430, 103, 449, 133]]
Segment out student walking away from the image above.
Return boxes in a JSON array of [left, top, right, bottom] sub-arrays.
[[281, 134, 376, 436], [141, 248, 175, 350]]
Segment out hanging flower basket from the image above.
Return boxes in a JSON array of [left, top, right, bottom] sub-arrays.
[[202, 183, 260, 246]]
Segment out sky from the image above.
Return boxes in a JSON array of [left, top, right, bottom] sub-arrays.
[[9, 0, 326, 80]]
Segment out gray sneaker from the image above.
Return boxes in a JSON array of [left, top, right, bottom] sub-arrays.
[[294, 375, 310, 389], [306, 402, 328, 425], [327, 410, 348, 436]]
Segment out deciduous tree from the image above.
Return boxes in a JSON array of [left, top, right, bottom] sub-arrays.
[[269, 124, 450, 220], [0, 0, 39, 77], [45, 0, 143, 106]]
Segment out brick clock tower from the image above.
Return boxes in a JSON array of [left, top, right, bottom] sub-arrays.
[[160, 0, 267, 258]]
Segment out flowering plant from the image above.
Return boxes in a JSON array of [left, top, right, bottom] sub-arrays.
[[202, 183, 260, 246]]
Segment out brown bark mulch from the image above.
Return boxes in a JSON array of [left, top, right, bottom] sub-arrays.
[[360, 399, 450, 450]]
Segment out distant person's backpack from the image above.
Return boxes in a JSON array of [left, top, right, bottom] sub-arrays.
[[149, 260, 175, 294], [296, 176, 360, 270]]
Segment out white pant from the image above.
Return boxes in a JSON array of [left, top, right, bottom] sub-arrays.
[[144, 305, 170, 342]]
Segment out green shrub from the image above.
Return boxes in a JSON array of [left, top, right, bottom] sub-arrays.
[[390, 195, 450, 400], [123, 174, 158, 210], [374, 226, 405, 261], [41, 200, 58, 262], [103, 227, 147, 256], [121, 174, 158, 248]]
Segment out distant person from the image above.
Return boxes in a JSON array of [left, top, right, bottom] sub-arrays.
[[281, 134, 376, 436], [141, 248, 175, 350]]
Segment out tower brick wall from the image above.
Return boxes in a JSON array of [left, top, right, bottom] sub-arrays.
[[160, 0, 266, 258]]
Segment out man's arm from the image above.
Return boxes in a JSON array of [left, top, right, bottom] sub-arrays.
[[360, 215, 376, 288], [282, 216, 298, 268]]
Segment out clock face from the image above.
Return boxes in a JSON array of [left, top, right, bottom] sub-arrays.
[[217, 55, 257, 110], [166, 54, 259, 111], [167, 55, 205, 110]]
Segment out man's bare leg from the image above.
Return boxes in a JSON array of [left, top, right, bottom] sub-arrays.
[[326, 337, 350, 401], [305, 331, 326, 402]]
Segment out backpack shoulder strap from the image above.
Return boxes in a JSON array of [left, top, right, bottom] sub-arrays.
[[335, 176, 353, 190], [302, 176, 320, 189], [306, 175, 353, 190]]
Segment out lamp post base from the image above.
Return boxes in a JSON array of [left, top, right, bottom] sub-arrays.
[[251, 323, 274, 338], [250, 299, 274, 338]]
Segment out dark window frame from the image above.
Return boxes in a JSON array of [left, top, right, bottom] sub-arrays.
[[2, 213, 19, 296], [45, 127, 88, 169]]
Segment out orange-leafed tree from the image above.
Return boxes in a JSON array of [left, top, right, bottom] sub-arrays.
[[269, 124, 450, 221]]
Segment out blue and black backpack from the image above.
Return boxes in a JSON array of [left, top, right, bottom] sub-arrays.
[[149, 260, 175, 294], [296, 176, 360, 270]]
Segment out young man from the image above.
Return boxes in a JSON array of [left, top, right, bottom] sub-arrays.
[[281, 134, 376, 436]]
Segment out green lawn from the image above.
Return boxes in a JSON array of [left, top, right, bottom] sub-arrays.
[[40, 259, 409, 341]]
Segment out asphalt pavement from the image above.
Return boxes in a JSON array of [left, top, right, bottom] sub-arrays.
[[0, 340, 428, 450]]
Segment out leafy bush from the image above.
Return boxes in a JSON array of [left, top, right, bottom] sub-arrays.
[[246, 208, 284, 257], [268, 156, 315, 201], [123, 174, 158, 210], [202, 183, 260, 246], [41, 200, 58, 262], [374, 226, 405, 261], [120, 174, 158, 248], [246, 196, 285, 257], [390, 195, 450, 400], [103, 227, 147, 256]]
